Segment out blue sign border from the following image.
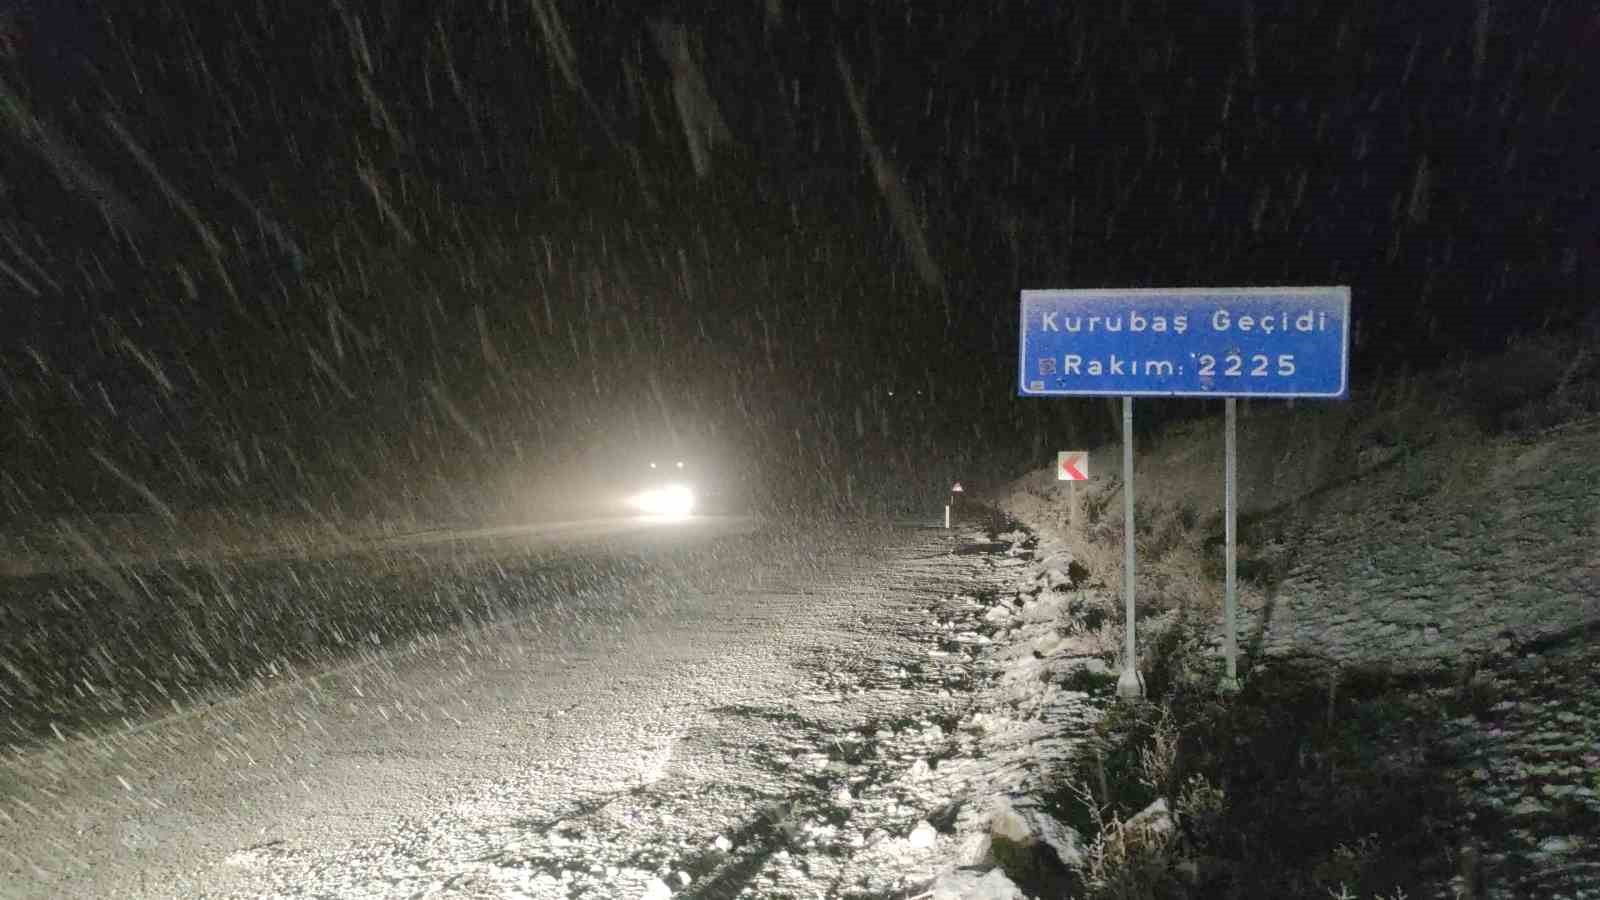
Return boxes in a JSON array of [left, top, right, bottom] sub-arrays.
[[1017, 286, 1351, 399]]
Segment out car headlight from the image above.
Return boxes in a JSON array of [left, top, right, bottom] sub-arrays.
[[627, 483, 696, 518]]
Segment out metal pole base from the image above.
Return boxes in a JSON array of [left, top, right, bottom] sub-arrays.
[[1217, 675, 1241, 695], [1117, 665, 1144, 701]]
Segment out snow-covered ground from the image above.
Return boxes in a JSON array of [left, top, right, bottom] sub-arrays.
[[1436, 639, 1600, 897], [997, 404, 1600, 899], [174, 524, 1109, 900], [8, 409, 1591, 899], [0, 518, 1109, 899]]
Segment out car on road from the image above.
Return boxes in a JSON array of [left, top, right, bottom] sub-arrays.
[[627, 456, 698, 517], [506, 433, 747, 524]]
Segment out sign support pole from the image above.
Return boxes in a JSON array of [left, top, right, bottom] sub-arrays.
[[1117, 395, 1143, 700], [1018, 286, 1350, 704], [1222, 398, 1240, 692]]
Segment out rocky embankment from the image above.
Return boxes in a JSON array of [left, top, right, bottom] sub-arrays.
[[996, 400, 1600, 898]]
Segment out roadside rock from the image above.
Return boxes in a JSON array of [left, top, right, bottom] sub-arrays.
[[958, 831, 993, 866], [990, 795, 1032, 844], [1019, 593, 1069, 623], [1124, 797, 1173, 838], [1037, 567, 1075, 592], [989, 794, 1084, 868], [929, 867, 1027, 900]]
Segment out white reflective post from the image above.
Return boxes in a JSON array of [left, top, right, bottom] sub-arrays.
[[1117, 396, 1144, 700], [1222, 398, 1240, 692]]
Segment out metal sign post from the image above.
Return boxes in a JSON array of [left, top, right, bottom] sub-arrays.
[[1117, 396, 1143, 700], [1222, 397, 1239, 692], [1019, 286, 1350, 699]]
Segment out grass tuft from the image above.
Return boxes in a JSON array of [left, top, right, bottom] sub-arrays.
[[1051, 628, 1469, 898]]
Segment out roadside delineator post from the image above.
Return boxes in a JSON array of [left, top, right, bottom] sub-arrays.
[[1056, 450, 1088, 532]]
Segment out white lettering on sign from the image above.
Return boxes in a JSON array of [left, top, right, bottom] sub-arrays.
[[1210, 309, 1328, 334], [1042, 313, 1189, 334], [1019, 286, 1350, 398], [1042, 308, 1330, 335], [1062, 355, 1177, 377], [1191, 353, 1297, 378]]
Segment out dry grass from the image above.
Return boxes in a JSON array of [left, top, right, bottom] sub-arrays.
[[1065, 706, 1186, 899]]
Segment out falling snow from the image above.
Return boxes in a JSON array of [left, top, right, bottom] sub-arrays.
[[0, 2, 1595, 898]]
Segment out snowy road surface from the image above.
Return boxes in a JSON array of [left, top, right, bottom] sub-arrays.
[[0, 516, 1033, 898]]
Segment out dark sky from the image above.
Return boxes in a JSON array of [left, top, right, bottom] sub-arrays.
[[0, 0, 1595, 518]]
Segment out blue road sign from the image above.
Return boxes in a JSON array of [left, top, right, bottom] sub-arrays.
[[1018, 286, 1350, 398]]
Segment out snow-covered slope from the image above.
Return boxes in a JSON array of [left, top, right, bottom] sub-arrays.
[[996, 392, 1600, 898]]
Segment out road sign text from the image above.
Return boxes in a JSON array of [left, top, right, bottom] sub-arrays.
[[1019, 287, 1350, 398]]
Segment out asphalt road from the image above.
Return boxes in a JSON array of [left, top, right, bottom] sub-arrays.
[[0, 515, 762, 749], [0, 513, 977, 898]]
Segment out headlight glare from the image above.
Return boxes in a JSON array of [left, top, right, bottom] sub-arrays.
[[627, 483, 696, 518]]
